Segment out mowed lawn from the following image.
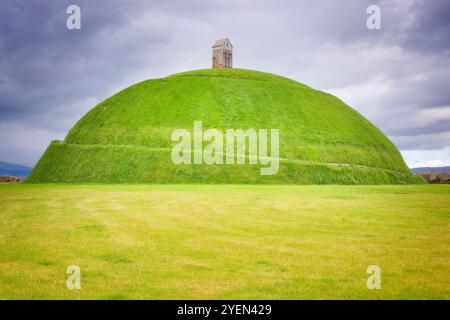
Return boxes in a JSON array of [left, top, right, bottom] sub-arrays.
[[0, 184, 449, 299]]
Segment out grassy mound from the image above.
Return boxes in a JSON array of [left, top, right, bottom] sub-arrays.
[[27, 69, 422, 184]]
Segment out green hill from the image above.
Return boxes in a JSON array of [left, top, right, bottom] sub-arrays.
[[27, 69, 422, 184]]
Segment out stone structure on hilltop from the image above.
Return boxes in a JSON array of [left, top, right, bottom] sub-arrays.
[[212, 39, 233, 68]]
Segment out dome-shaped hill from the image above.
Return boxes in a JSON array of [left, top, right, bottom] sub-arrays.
[[27, 69, 422, 184]]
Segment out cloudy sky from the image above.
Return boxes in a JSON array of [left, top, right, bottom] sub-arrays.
[[1, 0, 449, 167]]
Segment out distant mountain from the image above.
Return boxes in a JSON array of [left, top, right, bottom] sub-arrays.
[[411, 166, 450, 174], [0, 161, 32, 177]]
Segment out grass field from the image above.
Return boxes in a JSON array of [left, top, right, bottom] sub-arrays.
[[0, 184, 449, 299]]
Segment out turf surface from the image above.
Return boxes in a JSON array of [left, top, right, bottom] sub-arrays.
[[27, 69, 420, 184], [0, 184, 448, 299]]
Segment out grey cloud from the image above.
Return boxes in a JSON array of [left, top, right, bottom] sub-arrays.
[[398, 0, 450, 53], [392, 131, 450, 150], [0, 0, 449, 165]]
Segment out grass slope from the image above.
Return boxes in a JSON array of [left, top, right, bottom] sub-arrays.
[[28, 69, 420, 184], [28, 141, 421, 184], [0, 184, 448, 299]]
